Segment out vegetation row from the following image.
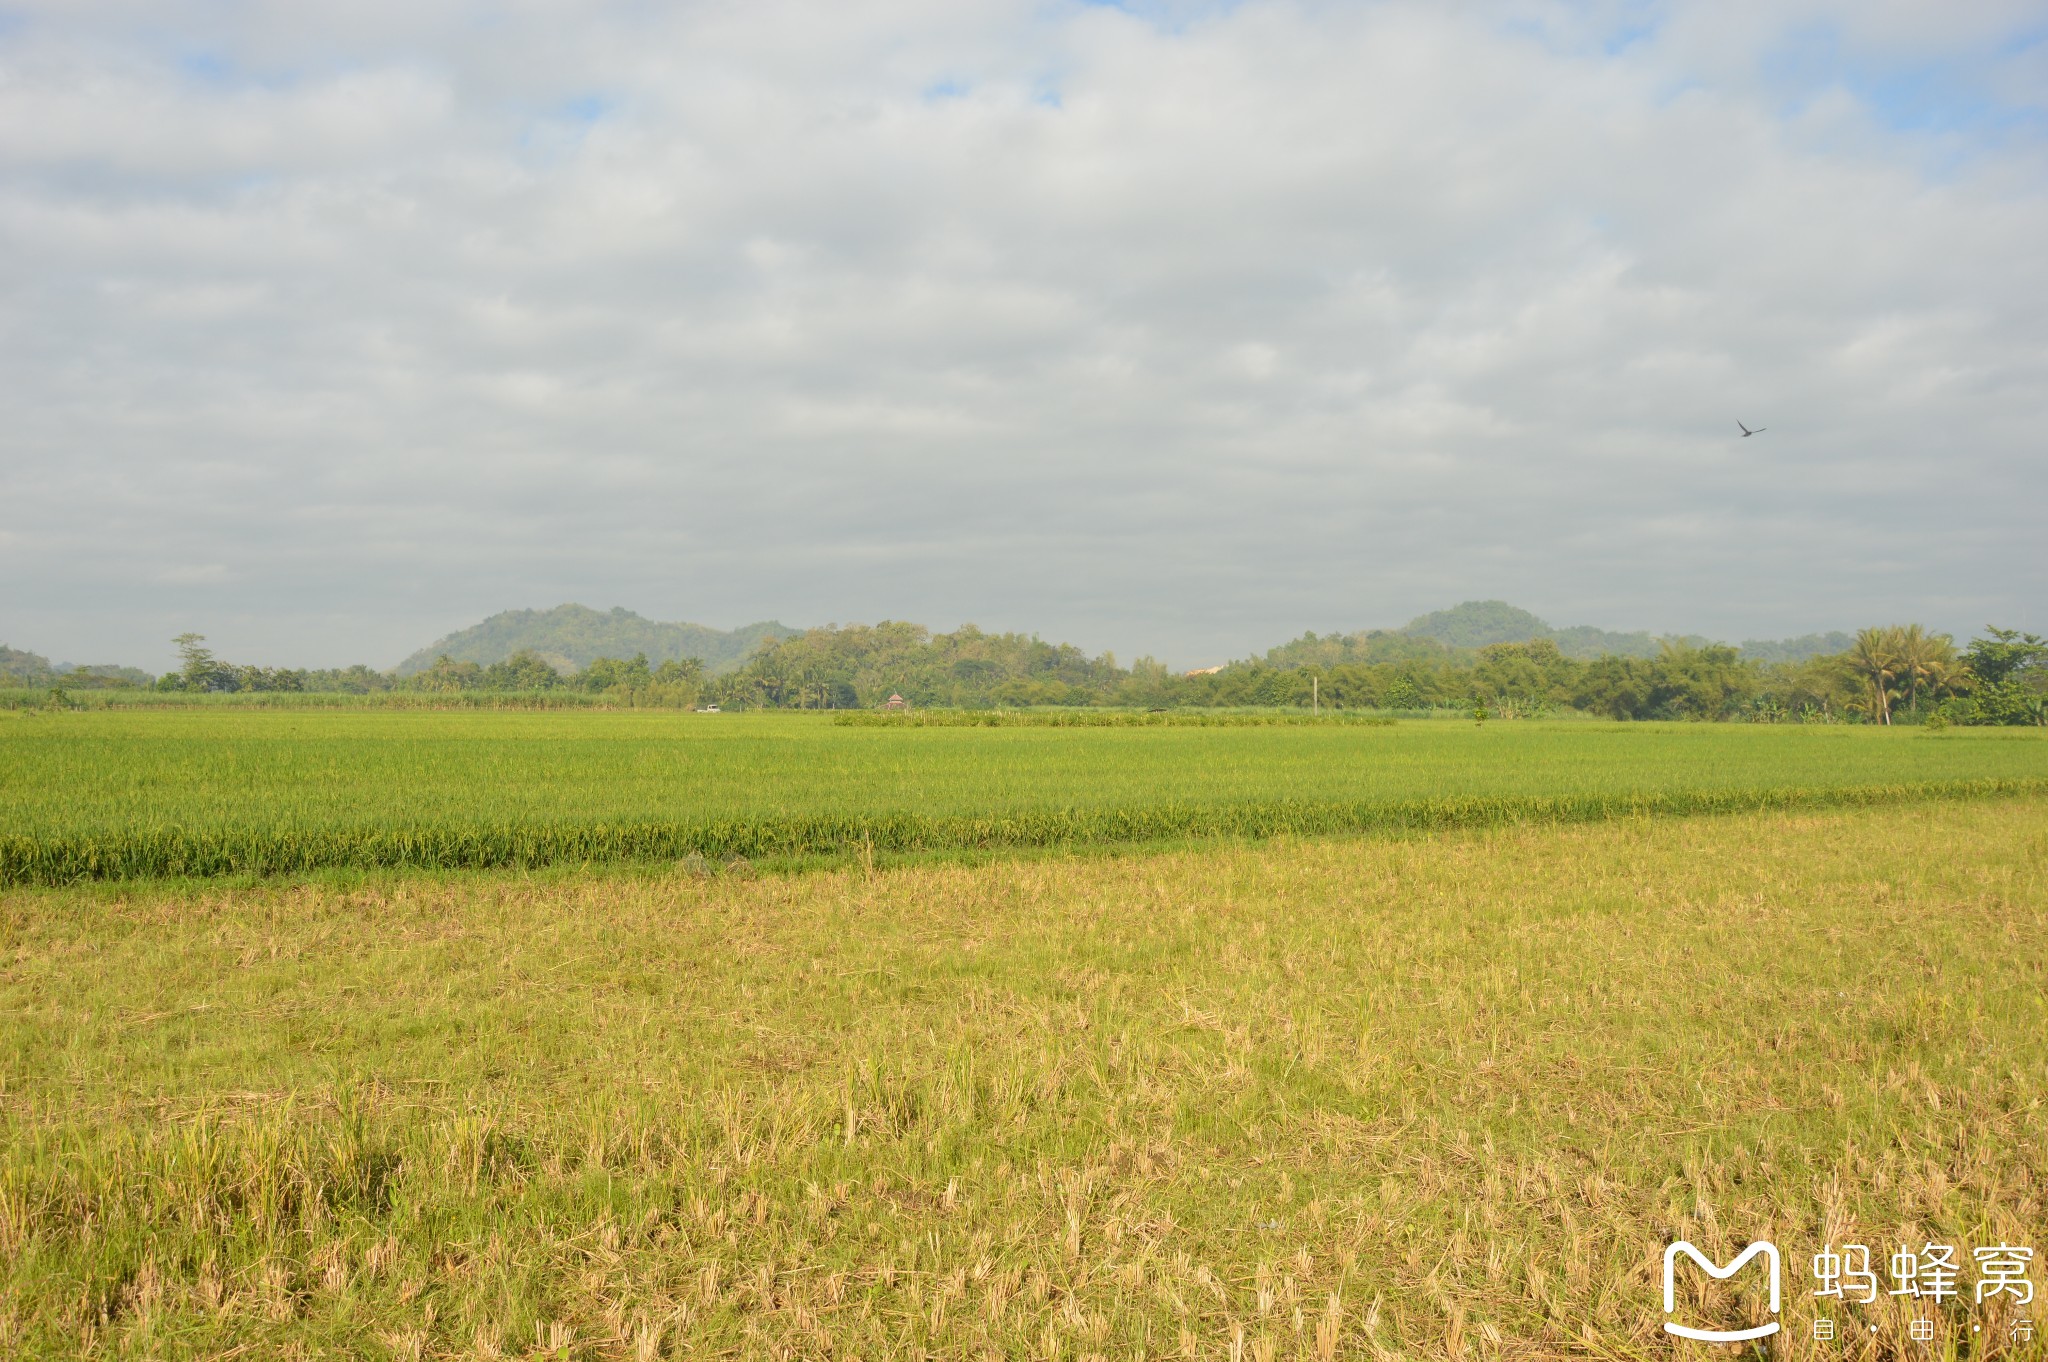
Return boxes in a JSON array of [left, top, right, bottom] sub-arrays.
[[10, 617, 2046, 726], [6, 776, 2042, 886]]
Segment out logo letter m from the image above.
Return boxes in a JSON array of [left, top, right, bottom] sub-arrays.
[[1663, 1241, 1781, 1342]]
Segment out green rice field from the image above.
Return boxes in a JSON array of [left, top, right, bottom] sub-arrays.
[[3, 709, 2045, 884]]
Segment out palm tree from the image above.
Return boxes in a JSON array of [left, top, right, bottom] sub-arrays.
[[1892, 625, 1957, 717], [1848, 627, 1903, 725]]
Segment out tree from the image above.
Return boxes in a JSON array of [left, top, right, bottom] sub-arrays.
[[411, 654, 484, 692], [169, 632, 239, 692], [1846, 627, 1903, 725], [1754, 653, 1858, 723], [1960, 626, 2048, 725], [653, 657, 704, 686], [580, 653, 654, 693], [304, 664, 393, 694], [1380, 675, 1423, 710], [1647, 643, 1755, 720], [1572, 655, 1653, 719], [1961, 627, 2047, 687], [1473, 638, 1573, 714], [175, 633, 212, 688], [1891, 625, 1956, 716], [481, 650, 564, 691]]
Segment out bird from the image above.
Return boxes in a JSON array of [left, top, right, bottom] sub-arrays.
[[1737, 421, 1766, 437]]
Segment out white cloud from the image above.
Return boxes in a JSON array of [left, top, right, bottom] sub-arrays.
[[0, 0, 2043, 669]]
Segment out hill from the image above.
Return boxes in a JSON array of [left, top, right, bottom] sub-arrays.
[[394, 606, 798, 677], [0, 644, 52, 685], [2, 644, 152, 688], [1256, 606, 1858, 671], [1255, 630, 1462, 670], [1398, 601, 1552, 650], [1397, 600, 1697, 659], [1736, 631, 1857, 664]]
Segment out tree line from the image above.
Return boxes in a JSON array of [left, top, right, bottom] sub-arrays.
[[151, 635, 706, 702], [727, 621, 2047, 723], [0, 644, 151, 690], [84, 621, 2048, 725]]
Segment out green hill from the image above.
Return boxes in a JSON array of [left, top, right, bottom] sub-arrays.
[[1, 644, 57, 686], [394, 606, 798, 677], [2, 644, 153, 688], [1396, 601, 1693, 658], [1399, 601, 1553, 650], [1390, 601, 1850, 663], [1255, 630, 1461, 669], [1736, 631, 1857, 664]]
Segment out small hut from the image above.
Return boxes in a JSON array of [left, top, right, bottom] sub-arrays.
[[883, 694, 908, 711]]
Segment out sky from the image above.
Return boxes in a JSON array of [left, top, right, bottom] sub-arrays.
[[2, 0, 2044, 672]]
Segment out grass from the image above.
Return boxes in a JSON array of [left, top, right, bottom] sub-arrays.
[[2, 798, 2043, 1358], [3, 710, 2045, 884]]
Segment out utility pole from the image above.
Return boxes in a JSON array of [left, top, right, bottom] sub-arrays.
[[1313, 675, 1319, 716]]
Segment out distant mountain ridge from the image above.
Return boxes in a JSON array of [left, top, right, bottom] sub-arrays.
[[1396, 600, 1852, 663], [1, 643, 153, 686], [7, 602, 1867, 686], [394, 605, 798, 677]]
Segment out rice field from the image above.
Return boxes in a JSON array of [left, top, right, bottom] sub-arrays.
[[0, 688, 619, 712], [2, 798, 2043, 1358], [829, 711, 1403, 727], [4, 710, 2045, 883]]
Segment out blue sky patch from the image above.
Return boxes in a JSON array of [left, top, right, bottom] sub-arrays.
[[1763, 20, 2047, 139], [559, 94, 613, 124]]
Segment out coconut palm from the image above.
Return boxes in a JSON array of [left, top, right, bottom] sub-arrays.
[[1892, 624, 1957, 717], [1847, 626, 1903, 725]]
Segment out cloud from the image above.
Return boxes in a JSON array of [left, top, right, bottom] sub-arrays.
[[0, 0, 2042, 669], [153, 563, 232, 585]]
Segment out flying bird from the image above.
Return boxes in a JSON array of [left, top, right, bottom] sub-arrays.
[[1737, 421, 1766, 437]]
